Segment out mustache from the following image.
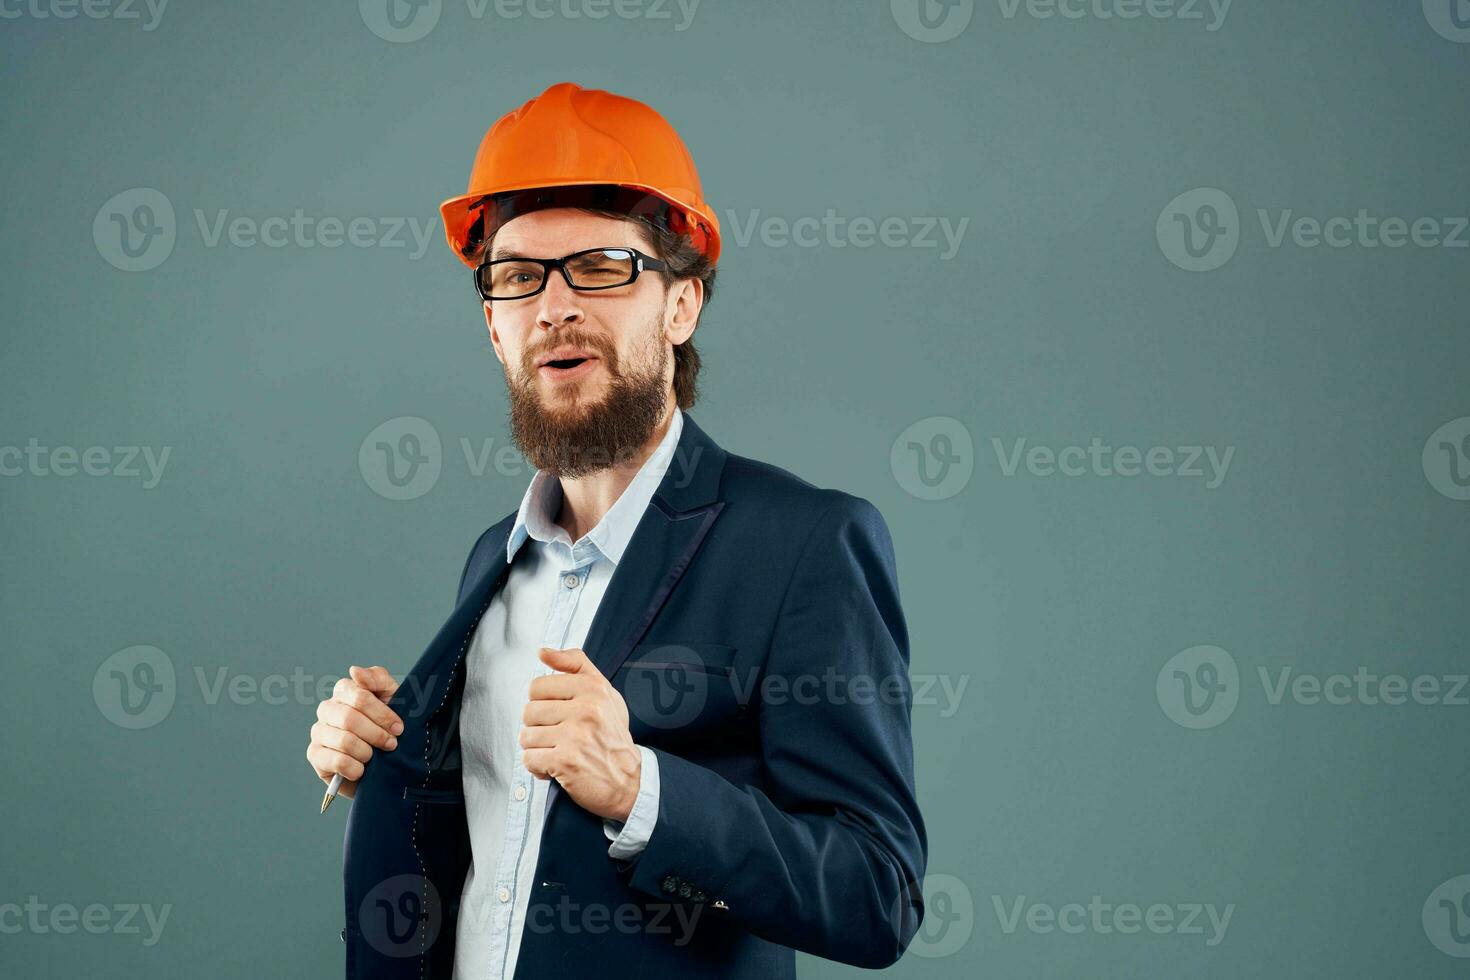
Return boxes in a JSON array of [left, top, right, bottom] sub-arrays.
[[521, 332, 617, 374]]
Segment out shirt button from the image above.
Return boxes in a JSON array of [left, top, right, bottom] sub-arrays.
[[498, 887, 511, 903], [562, 573, 580, 589], [514, 784, 527, 801]]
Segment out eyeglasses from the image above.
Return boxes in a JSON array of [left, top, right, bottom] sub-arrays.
[[474, 246, 667, 301]]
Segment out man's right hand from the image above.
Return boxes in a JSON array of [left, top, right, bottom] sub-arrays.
[[306, 665, 404, 801]]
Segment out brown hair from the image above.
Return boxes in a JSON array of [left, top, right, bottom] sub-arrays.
[[479, 205, 717, 410]]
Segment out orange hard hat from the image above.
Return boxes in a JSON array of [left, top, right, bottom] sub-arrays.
[[439, 82, 721, 269]]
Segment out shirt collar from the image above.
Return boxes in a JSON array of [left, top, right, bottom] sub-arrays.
[[506, 407, 684, 567]]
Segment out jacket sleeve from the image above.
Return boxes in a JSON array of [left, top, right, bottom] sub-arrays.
[[622, 493, 929, 968]]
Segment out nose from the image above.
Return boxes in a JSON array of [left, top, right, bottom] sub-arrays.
[[534, 271, 585, 331]]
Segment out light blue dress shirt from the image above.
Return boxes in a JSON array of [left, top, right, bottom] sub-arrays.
[[451, 408, 680, 980]]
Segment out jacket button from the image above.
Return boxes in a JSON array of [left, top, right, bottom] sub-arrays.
[[678, 882, 693, 899], [661, 875, 678, 894], [692, 890, 708, 903], [339, 928, 346, 943]]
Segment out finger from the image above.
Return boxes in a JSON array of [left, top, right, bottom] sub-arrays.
[[318, 697, 400, 751], [518, 724, 562, 749], [538, 647, 589, 674], [332, 677, 405, 736], [521, 699, 575, 727], [307, 743, 366, 783], [311, 720, 377, 764], [522, 747, 555, 778], [528, 672, 580, 701], [350, 664, 401, 700]]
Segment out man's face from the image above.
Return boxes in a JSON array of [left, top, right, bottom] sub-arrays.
[[483, 209, 701, 478]]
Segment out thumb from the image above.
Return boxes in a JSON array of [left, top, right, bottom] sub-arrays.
[[538, 647, 587, 674], [350, 664, 401, 701]]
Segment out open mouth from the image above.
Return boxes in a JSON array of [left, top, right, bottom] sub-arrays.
[[538, 355, 599, 381]]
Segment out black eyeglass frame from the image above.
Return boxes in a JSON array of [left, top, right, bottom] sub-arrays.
[[474, 246, 668, 302]]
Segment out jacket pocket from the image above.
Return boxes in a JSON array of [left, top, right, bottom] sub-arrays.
[[402, 785, 466, 805], [619, 641, 738, 677], [618, 643, 747, 739]]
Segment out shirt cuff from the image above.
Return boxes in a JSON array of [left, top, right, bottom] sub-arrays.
[[602, 745, 659, 861]]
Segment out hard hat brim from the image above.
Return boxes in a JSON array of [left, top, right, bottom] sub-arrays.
[[439, 179, 721, 269]]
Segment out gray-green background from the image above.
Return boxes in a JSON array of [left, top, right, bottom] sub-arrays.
[[3, 0, 1467, 976]]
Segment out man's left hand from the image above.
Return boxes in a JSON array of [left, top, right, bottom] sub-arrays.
[[521, 647, 642, 823]]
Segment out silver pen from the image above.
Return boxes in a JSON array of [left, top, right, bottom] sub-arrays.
[[320, 773, 344, 814]]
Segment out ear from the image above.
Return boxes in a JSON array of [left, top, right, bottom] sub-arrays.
[[484, 303, 507, 366], [663, 277, 703, 347]]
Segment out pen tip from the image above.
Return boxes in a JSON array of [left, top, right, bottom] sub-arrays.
[[320, 793, 335, 814]]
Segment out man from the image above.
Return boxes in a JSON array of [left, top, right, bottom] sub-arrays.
[[306, 81, 927, 979]]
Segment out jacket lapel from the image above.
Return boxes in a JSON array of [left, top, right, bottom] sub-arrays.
[[396, 516, 516, 727], [544, 411, 728, 814], [581, 411, 727, 678]]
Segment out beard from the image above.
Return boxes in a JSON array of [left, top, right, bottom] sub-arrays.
[[505, 317, 670, 479]]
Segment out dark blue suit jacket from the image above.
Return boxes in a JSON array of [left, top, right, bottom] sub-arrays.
[[341, 412, 927, 978]]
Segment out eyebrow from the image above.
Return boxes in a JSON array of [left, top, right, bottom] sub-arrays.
[[487, 245, 640, 261]]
